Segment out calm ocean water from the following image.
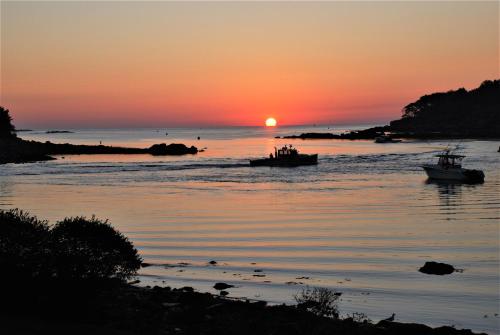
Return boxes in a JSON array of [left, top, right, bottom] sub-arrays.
[[1, 126, 499, 333]]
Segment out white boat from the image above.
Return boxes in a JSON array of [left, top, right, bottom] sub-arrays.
[[422, 150, 484, 183]]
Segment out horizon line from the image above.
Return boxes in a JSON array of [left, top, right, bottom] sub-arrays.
[[15, 121, 391, 131]]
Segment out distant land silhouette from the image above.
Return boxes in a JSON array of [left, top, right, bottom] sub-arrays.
[[0, 106, 198, 164], [285, 80, 499, 140], [390, 79, 499, 137], [1, 80, 499, 163]]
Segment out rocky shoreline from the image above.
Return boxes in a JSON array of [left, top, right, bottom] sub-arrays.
[[282, 126, 389, 140], [282, 127, 500, 141], [0, 138, 198, 164], [0, 283, 487, 335]]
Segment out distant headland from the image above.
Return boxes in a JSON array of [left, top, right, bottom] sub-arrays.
[[284, 80, 499, 140], [0, 107, 198, 164]]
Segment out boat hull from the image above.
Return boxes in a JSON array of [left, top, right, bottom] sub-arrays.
[[422, 165, 484, 183], [250, 154, 318, 167]]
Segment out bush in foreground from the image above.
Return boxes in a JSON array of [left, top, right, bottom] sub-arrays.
[[0, 209, 142, 285], [52, 216, 142, 281], [0, 209, 51, 282], [294, 286, 341, 319]]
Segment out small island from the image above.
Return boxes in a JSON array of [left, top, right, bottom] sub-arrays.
[[284, 80, 499, 140], [0, 107, 198, 164], [45, 130, 75, 134]]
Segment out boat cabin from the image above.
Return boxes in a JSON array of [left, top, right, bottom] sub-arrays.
[[272, 145, 299, 159], [436, 151, 464, 168]]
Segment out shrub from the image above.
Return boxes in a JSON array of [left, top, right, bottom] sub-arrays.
[[0, 209, 51, 282], [294, 286, 341, 318], [51, 216, 142, 281]]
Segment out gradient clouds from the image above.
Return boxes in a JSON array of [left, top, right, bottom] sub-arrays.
[[1, 1, 498, 127]]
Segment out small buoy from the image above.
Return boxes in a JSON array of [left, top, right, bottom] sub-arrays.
[[197, 136, 200, 140]]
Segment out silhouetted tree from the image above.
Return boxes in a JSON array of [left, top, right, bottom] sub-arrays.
[[0, 106, 16, 138], [51, 216, 142, 281], [390, 79, 500, 136]]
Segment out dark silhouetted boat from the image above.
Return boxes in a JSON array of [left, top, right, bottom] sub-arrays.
[[422, 149, 484, 183], [250, 145, 318, 167]]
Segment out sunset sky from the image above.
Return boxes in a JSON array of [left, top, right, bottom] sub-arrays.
[[1, 1, 498, 128]]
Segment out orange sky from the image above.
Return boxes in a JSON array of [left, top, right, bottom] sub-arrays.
[[1, 1, 498, 128]]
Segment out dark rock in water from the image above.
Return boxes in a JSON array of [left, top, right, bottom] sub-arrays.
[[213, 283, 233, 290], [285, 281, 300, 285], [208, 260, 217, 265], [149, 143, 198, 156], [180, 286, 194, 292], [254, 269, 263, 272], [419, 261, 455, 275], [219, 290, 229, 296]]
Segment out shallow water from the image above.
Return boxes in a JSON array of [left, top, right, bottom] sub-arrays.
[[1, 126, 499, 333]]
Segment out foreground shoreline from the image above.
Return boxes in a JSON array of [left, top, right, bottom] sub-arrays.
[[2, 282, 487, 335]]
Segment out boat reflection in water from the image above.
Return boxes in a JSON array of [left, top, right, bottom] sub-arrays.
[[250, 145, 318, 167]]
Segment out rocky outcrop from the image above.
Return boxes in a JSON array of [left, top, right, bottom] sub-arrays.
[[0, 138, 198, 164], [149, 143, 198, 156], [213, 282, 234, 290], [419, 262, 456, 275]]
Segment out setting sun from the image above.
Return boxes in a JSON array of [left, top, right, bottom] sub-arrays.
[[265, 118, 277, 127]]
